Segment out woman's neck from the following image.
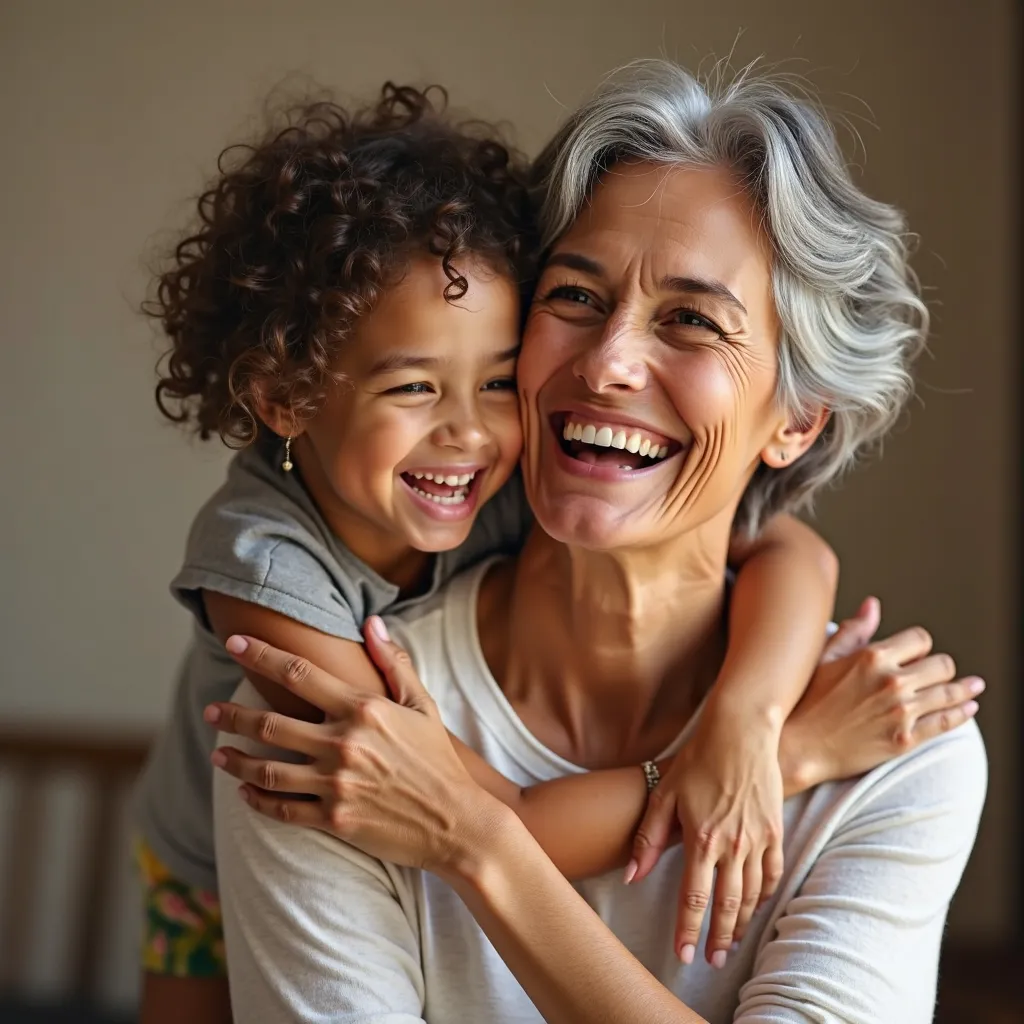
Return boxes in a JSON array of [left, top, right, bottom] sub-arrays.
[[480, 523, 732, 769]]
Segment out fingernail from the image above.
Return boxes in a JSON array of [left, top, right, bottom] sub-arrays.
[[368, 616, 390, 642], [969, 678, 986, 695], [623, 859, 638, 885], [203, 705, 221, 724], [211, 750, 227, 767], [226, 635, 249, 655], [964, 700, 979, 716], [711, 950, 728, 969], [238, 785, 251, 804], [679, 944, 695, 965]]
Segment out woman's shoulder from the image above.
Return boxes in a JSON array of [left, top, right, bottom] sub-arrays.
[[816, 720, 987, 851]]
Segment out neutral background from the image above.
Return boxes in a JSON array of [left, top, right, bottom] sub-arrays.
[[0, 0, 1018, 1011]]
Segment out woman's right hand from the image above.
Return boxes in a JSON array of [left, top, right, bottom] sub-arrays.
[[780, 598, 984, 796]]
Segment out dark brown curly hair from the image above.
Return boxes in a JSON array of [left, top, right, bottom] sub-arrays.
[[146, 83, 538, 445]]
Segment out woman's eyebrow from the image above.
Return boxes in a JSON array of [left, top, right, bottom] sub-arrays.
[[547, 253, 747, 317], [545, 252, 604, 277], [661, 275, 747, 317]]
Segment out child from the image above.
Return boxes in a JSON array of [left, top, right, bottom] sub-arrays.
[[135, 83, 841, 1022]]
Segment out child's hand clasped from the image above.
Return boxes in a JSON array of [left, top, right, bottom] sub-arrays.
[[623, 597, 982, 969]]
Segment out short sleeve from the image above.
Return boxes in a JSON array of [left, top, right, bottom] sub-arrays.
[[213, 680, 427, 1023], [734, 722, 987, 1023], [171, 450, 397, 642]]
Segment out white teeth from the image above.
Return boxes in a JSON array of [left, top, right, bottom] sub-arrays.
[[424, 472, 435, 481], [443, 474, 459, 486], [411, 486, 468, 505], [457, 473, 472, 486], [562, 420, 673, 463], [413, 472, 425, 479]]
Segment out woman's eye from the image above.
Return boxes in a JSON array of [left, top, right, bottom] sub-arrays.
[[673, 310, 719, 332], [546, 285, 594, 306], [482, 377, 517, 392], [388, 382, 434, 395]]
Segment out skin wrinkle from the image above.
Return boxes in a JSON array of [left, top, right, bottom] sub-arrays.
[[497, 160, 831, 766]]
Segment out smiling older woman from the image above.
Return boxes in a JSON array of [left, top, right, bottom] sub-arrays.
[[208, 62, 986, 1022]]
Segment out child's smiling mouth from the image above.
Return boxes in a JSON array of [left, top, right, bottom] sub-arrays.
[[398, 466, 487, 520]]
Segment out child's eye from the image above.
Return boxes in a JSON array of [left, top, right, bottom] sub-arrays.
[[387, 382, 435, 395], [482, 377, 517, 392]]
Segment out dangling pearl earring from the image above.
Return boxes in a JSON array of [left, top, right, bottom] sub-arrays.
[[281, 436, 294, 472]]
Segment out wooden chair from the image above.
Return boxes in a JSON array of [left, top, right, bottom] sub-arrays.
[[0, 726, 151, 1010]]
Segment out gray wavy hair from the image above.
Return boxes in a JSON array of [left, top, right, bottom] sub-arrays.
[[532, 60, 929, 535]]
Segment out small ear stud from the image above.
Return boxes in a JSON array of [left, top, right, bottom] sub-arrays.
[[778, 451, 788, 463], [281, 436, 294, 472]]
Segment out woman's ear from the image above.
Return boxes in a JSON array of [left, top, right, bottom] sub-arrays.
[[760, 407, 830, 469]]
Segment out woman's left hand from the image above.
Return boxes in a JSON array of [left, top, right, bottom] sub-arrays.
[[205, 618, 489, 874]]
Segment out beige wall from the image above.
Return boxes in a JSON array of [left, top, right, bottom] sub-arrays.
[[0, 0, 1016, 983]]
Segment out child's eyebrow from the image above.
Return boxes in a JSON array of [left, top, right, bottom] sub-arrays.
[[368, 353, 438, 375], [369, 345, 520, 376]]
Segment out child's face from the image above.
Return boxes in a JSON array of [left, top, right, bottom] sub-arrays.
[[286, 256, 523, 564]]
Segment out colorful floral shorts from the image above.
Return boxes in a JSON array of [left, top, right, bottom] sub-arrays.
[[135, 837, 226, 977]]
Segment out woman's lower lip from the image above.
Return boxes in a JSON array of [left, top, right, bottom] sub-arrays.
[[548, 428, 672, 482], [399, 472, 482, 522]]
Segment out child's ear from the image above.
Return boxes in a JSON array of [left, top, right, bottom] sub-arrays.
[[760, 407, 830, 469], [253, 388, 304, 440]]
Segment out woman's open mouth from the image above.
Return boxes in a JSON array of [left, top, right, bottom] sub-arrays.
[[553, 414, 684, 472]]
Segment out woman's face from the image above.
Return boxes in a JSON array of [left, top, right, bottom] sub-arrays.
[[518, 161, 790, 550]]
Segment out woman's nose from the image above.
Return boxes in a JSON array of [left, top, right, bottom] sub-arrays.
[[572, 324, 648, 394]]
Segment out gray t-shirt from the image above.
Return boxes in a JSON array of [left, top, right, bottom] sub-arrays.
[[133, 444, 530, 891]]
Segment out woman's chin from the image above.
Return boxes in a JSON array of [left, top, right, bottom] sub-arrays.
[[530, 492, 644, 551]]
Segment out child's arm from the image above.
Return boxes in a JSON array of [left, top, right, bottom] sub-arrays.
[[203, 591, 657, 879], [630, 513, 838, 965]]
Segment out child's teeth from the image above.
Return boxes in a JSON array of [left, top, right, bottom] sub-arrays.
[[443, 474, 459, 486], [424, 472, 435, 481], [457, 473, 472, 486]]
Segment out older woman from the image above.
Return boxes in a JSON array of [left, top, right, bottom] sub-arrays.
[[210, 62, 985, 1022]]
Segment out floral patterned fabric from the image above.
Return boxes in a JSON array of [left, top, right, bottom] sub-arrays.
[[135, 837, 226, 977]]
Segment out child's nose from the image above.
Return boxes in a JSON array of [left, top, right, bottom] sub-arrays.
[[432, 411, 489, 451]]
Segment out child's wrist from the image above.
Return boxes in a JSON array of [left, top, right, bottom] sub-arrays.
[[778, 723, 825, 796], [707, 685, 786, 735]]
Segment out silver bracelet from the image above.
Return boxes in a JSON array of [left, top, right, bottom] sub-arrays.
[[641, 760, 661, 793]]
